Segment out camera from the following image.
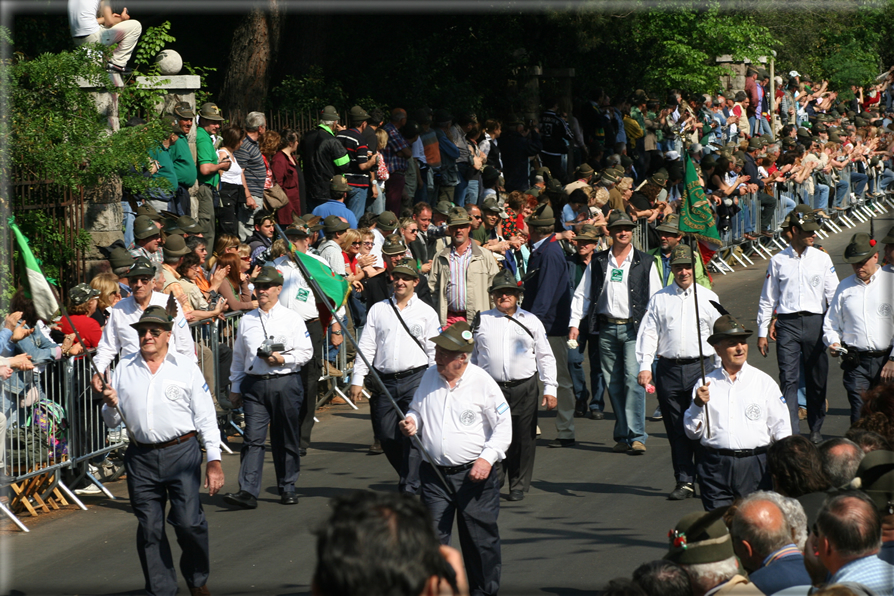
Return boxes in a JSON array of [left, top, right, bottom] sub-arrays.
[[257, 336, 285, 359]]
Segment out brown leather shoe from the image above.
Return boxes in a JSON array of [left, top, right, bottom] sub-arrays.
[[189, 586, 211, 596]]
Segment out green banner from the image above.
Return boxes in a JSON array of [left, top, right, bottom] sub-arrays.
[[678, 153, 721, 245]]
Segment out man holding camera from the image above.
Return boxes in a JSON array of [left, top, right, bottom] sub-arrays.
[[223, 266, 313, 509]]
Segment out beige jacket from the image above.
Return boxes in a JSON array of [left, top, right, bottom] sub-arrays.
[[428, 241, 499, 325], [711, 575, 765, 595]]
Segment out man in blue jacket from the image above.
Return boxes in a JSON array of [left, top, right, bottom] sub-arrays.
[[521, 203, 575, 447]]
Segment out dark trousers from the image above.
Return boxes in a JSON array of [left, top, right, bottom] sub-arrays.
[[370, 367, 425, 494], [696, 448, 770, 511], [842, 353, 888, 423], [500, 375, 539, 493], [758, 191, 777, 231], [776, 313, 828, 434], [217, 182, 242, 238], [125, 439, 209, 596], [239, 373, 304, 497], [174, 184, 191, 217], [298, 319, 323, 449], [540, 153, 567, 185], [569, 328, 605, 412], [385, 171, 406, 215], [655, 358, 711, 485], [421, 462, 502, 596]]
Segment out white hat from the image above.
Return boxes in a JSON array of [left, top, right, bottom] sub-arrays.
[[665, 150, 681, 161], [789, 70, 801, 78]]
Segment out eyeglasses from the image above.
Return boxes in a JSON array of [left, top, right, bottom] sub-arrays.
[[407, 228, 418, 233], [131, 277, 152, 286], [137, 327, 164, 337], [351, 242, 361, 247], [362, 242, 374, 247], [472, 215, 483, 220], [241, 256, 251, 262]]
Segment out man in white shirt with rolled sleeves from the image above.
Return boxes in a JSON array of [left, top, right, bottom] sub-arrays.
[[223, 266, 313, 509], [684, 314, 791, 511], [756, 210, 838, 442], [400, 321, 512, 596], [823, 233, 894, 422], [349, 262, 439, 494], [635, 244, 722, 501], [101, 305, 222, 596], [472, 268, 556, 503]]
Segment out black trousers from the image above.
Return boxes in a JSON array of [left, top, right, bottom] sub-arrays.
[[655, 359, 711, 485], [842, 352, 888, 423], [757, 191, 777, 231], [370, 367, 425, 494], [421, 462, 502, 596], [239, 373, 304, 497], [540, 153, 567, 185], [696, 447, 770, 511], [217, 182, 241, 238], [500, 375, 539, 493], [776, 313, 828, 434], [125, 438, 209, 596], [298, 319, 323, 449]]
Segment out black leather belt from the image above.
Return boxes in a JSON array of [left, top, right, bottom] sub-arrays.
[[248, 371, 299, 380], [497, 374, 536, 389], [704, 445, 769, 458], [134, 431, 197, 450], [659, 356, 705, 365], [433, 461, 475, 474], [305, 317, 320, 324], [375, 365, 426, 380], [777, 311, 821, 319], [599, 315, 632, 325], [855, 348, 891, 358]]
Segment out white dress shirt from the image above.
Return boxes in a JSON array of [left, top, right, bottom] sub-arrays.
[[273, 254, 323, 321], [756, 245, 839, 338], [683, 362, 792, 449], [570, 248, 663, 327], [94, 291, 196, 375], [471, 307, 557, 396], [102, 350, 221, 461], [351, 295, 439, 388], [636, 282, 722, 371], [229, 302, 314, 393], [406, 364, 512, 466], [823, 268, 894, 351], [371, 227, 386, 268]]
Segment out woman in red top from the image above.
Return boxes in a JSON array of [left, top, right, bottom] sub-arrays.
[[59, 283, 103, 355], [271, 129, 303, 225]]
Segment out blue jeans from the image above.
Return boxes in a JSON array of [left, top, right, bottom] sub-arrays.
[[881, 169, 894, 192], [464, 179, 480, 206], [454, 169, 469, 207], [835, 172, 868, 207], [367, 182, 386, 215], [568, 328, 605, 412], [345, 186, 368, 224], [812, 184, 830, 211], [780, 193, 796, 219], [749, 116, 771, 137], [598, 321, 647, 445], [122, 201, 136, 248]]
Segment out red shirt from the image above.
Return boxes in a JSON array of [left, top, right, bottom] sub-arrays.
[[59, 314, 102, 349]]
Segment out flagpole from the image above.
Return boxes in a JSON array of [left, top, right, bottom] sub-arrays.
[[688, 234, 710, 439], [271, 221, 455, 495]]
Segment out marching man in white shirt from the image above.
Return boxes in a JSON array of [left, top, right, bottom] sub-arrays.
[[684, 314, 792, 511], [349, 261, 439, 494], [101, 305, 223, 596], [823, 233, 894, 422], [472, 268, 557, 502], [400, 321, 512, 596], [756, 210, 838, 442], [635, 244, 722, 501], [223, 266, 313, 509]]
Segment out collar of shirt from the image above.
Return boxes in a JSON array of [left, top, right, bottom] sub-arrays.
[[761, 544, 802, 568], [531, 236, 548, 251], [720, 361, 749, 383], [610, 247, 634, 269]]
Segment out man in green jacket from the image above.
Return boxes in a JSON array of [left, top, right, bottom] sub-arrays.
[[168, 101, 197, 217], [195, 102, 230, 251], [650, 215, 711, 290]]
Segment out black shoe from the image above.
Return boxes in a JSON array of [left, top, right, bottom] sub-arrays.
[[588, 410, 605, 420], [223, 490, 257, 509], [809, 431, 823, 445], [280, 491, 299, 505], [507, 489, 524, 501], [548, 438, 576, 448], [299, 448, 307, 457], [368, 440, 384, 455], [106, 62, 133, 74], [668, 482, 695, 500]]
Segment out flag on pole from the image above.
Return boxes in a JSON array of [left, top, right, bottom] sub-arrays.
[[9, 217, 59, 320], [293, 250, 350, 310], [678, 152, 723, 272]]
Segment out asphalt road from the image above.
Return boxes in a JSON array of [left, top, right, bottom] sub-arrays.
[[2, 212, 891, 596]]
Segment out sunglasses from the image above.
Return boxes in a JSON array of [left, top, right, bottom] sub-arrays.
[[241, 257, 251, 262], [362, 242, 374, 247], [472, 215, 483, 220], [137, 327, 164, 337], [407, 228, 419, 233], [351, 242, 361, 246], [131, 277, 153, 285]]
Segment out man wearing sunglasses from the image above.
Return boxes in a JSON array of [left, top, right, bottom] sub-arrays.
[[100, 305, 223, 596], [93, 257, 196, 390]]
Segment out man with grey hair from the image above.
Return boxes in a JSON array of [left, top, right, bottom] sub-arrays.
[[233, 111, 267, 240], [731, 494, 812, 595], [301, 105, 351, 210], [819, 438, 865, 489]]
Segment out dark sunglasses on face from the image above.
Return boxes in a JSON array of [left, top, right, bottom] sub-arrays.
[[137, 327, 164, 337]]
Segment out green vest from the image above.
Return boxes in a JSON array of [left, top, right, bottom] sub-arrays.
[[650, 247, 712, 290]]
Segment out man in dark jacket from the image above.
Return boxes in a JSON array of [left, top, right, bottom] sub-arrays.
[[300, 105, 350, 210], [522, 204, 575, 448], [500, 117, 543, 193]]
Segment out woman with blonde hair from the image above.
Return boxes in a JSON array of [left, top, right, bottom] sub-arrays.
[[89, 272, 122, 327], [208, 233, 240, 271]]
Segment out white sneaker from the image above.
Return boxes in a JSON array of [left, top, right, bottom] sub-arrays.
[[75, 484, 103, 495]]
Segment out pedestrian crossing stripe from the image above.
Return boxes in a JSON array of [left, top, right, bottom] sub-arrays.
[[497, 403, 509, 415]]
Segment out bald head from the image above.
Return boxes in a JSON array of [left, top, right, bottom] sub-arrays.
[[731, 499, 792, 571]]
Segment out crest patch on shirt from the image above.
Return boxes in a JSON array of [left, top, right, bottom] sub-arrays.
[[411, 323, 424, 338], [165, 383, 184, 401], [459, 409, 477, 426], [297, 288, 310, 302], [745, 403, 762, 421], [497, 402, 509, 415], [810, 275, 821, 288], [878, 303, 892, 318]]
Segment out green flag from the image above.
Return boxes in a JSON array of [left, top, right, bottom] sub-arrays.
[[9, 217, 59, 320], [293, 250, 350, 310], [678, 152, 722, 246]]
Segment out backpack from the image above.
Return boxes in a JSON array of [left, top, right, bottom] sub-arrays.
[[7, 426, 50, 467], [26, 398, 69, 460]]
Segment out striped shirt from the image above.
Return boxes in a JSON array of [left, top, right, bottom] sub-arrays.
[[128, 244, 162, 267], [446, 245, 474, 312], [233, 134, 266, 198]]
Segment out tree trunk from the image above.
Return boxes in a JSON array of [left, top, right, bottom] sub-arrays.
[[219, 0, 283, 125]]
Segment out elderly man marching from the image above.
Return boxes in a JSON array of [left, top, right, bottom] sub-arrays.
[[823, 233, 894, 422], [635, 244, 722, 501], [472, 269, 557, 502], [101, 305, 223, 596], [349, 261, 440, 494], [400, 322, 512, 596]]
